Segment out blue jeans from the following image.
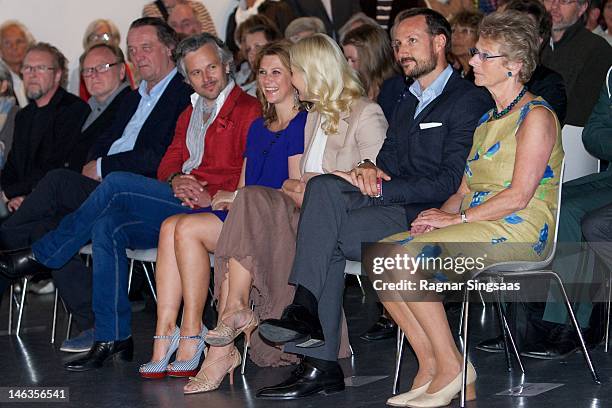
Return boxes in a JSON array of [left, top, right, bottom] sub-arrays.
[[32, 172, 192, 341]]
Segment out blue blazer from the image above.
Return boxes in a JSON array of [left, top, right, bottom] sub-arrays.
[[87, 72, 192, 178], [377, 70, 494, 221]]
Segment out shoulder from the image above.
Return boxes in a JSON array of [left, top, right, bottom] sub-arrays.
[[60, 90, 88, 109], [351, 97, 383, 116], [519, 99, 557, 133], [579, 27, 612, 53]]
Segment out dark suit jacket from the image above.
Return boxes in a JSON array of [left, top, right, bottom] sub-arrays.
[[377, 71, 493, 220], [360, 0, 426, 31], [286, 0, 361, 38], [1, 87, 90, 198], [68, 86, 131, 174], [377, 74, 408, 122], [87, 72, 192, 179]]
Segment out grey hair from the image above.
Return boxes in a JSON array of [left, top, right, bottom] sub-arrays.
[[82, 19, 121, 49], [175, 33, 234, 79], [284, 17, 326, 39], [338, 12, 379, 42], [0, 59, 14, 97], [0, 20, 35, 47]]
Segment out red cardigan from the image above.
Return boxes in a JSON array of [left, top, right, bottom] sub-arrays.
[[157, 86, 261, 197]]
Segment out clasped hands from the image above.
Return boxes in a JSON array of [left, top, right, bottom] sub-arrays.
[[411, 209, 462, 235], [172, 174, 211, 209], [331, 161, 390, 197]]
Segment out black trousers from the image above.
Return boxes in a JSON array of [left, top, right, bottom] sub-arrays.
[[284, 174, 436, 361], [0, 169, 100, 330]]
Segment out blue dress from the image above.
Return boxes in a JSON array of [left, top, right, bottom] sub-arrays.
[[191, 110, 307, 220]]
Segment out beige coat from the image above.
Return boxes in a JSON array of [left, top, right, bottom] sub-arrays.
[[300, 97, 388, 174]]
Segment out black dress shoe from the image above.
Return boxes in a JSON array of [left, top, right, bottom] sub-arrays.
[[256, 358, 345, 399], [475, 335, 505, 353], [521, 326, 579, 360], [0, 248, 49, 280], [65, 337, 133, 372], [259, 304, 325, 347], [360, 316, 396, 341]]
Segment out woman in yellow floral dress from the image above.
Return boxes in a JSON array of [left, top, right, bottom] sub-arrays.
[[379, 11, 564, 408]]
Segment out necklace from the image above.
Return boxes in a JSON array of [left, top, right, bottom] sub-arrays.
[[492, 86, 527, 120]]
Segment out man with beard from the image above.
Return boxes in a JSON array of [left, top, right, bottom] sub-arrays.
[[1, 43, 89, 209], [256, 8, 492, 399], [0, 33, 261, 371]]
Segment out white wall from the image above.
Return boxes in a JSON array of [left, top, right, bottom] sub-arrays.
[[0, 0, 236, 92]]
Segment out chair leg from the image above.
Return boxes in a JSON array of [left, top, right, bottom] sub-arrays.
[[241, 299, 256, 375], [552, 273, 601, 384], [500, 307, 525, 373], [142, 262, 157, 303], [16, 277, 28, 336], [458, 288, 468, 336], [493, 279, 512, 372], [460, 293, 470, 408], [127, 259, 134, 294], [51, 288, 59, 344], [393, 327, 404, 395], [66, 313, 73, 340], [356, 275, 366, 297], [8, 284, 14, 335], [606, 271, 611, 353]]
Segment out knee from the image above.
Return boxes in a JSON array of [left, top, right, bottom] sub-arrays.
[[91, 216, 124, 246], [582, 211, 608, 242], [174, 215, 201, 243], [160, 215, 182, 239], [40, 168, 75, 186], [305, 173, 341, 196]]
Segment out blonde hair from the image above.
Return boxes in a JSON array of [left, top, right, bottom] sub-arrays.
[[290, 33, 364, 135], [478, 11, 539, 84]]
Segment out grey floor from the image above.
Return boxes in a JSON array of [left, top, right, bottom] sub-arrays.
[[0, 279, 611, 408]]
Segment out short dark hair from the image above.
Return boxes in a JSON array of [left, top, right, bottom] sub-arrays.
[[174, 32, 234, 79], [129, 17, 179, 51], [234, 14, 282, 48], [504, 0, 552, 52], [392, 8, 452, 54], [26, 42, 68, 87]]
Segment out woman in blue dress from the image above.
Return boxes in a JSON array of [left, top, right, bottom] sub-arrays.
[[139, 41, 306, 380]]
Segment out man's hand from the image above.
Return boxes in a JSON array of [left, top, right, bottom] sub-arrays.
[[211, 190, 236, 211], [172, 175, 210, 208], [82, 160, 101, 181], [349, 162, 391, 197], [7, 195, 25, 212]]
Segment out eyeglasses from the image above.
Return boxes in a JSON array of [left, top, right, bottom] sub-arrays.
[[543, 0, 578, 5], [452, 26, 476, 36], [469, 48, 504, 61], [20, 65, 56, 75], [81, 62, 120, 77]]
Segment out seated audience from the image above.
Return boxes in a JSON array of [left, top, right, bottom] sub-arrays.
[[139, 40, 306, 385], [593, 0, 612, 45], [234, 15, 282, 96], [0, 20, 34, 107], [337, 12, 379, 41], [341, 24, 399, 99], [0, 17, 192, 354], [449, 10, 483, 81], [256, 8, 492, 400], [286, 0, 361, 38], [168, 2, 208, 38], [427, 0, 474, 19], [542, 0, 612, 126], [205, 32, 389, 397], [143, 0, 217, 36], [586, 0, 603, 31], [1, 42, 89, 210], [78, 19, 137, 100], [377, 11, 562, 407], [360, 0, 427, 31], [0, 61, 17, 168], [284, 16, 326, 43], [0, 32, 260, 373], [225, 0, 295, 52]]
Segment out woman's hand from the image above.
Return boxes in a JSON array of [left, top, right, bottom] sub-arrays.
[[282, 179, 306, 208], [211, 190, 236, 211], [411, 208, 461, 230]]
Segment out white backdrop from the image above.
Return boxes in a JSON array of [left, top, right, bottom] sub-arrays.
[[0, 0, 235, 92]]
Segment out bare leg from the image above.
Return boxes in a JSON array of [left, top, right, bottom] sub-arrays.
[[150, 214, 184, 362], [173, 213, 224, 361], [383, 300, 436, 390]]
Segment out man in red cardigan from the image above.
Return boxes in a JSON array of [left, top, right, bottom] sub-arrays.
[[0, 33, 261, 372]]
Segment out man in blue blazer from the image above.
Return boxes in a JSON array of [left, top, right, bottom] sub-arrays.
[[0, 17, 191, 353], [258, 8, 493, 399]]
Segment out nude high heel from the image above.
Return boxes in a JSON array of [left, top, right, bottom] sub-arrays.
[[404, 362, 477, 408], [205, 308, 259, 348], [183, 346, 242, 394]]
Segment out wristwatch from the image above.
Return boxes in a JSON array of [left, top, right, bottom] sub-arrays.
[[167, 172, 182, 185], [460, 210, 469, 223], [356, 158, 374, 168]]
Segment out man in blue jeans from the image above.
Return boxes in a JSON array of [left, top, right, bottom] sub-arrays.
[[0, 33, 261, 371]]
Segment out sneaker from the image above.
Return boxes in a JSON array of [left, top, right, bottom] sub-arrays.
[[60, 328, 94, 353], [28, 279, 55, 295]]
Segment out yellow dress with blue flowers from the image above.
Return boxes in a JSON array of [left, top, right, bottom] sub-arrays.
[[382, 97, 564, 282]]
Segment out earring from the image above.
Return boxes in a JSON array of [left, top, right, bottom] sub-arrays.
[[507, 71, 513, 77]]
